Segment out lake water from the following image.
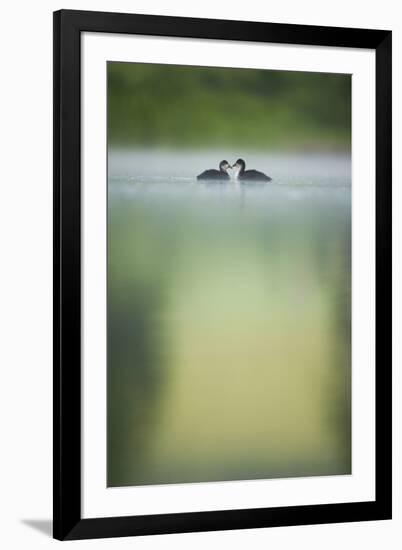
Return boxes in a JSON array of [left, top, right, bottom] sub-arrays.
[[107, 150, 351, 487]]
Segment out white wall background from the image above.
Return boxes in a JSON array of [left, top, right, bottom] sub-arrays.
[[0, 1, 400, 548]]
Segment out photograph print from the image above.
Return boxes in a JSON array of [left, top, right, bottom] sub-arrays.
[[107, 61, 351, 488]]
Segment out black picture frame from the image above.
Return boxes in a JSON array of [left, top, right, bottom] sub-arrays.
[[53, 9, 392, 541]]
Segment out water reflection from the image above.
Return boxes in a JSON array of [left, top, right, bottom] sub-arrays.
[[107, 151, 351, 487]]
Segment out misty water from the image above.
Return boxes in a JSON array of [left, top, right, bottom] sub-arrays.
[[107, 150, 351, 487]]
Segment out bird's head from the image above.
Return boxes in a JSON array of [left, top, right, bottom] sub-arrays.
[[219, 160, 231, 172]]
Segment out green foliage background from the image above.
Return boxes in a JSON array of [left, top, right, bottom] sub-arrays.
[[108, 62, 351, 150]]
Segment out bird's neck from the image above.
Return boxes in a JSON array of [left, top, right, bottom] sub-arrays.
[[233, 166, 242, 180]]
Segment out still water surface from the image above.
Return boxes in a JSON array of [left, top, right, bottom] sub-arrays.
[[107, 150, 351, 487]]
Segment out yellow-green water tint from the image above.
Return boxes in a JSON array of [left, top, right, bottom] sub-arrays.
[[107, 151, 351, 486]]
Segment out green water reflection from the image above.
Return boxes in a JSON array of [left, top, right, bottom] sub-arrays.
[[107, 152, 351, 487]]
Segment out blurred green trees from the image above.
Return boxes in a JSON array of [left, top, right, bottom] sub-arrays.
[[108, 62, 351, 150]]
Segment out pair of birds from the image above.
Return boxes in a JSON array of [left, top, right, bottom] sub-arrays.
[[197, 159, 271, 182]]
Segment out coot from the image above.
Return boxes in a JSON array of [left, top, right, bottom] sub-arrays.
[[197, 160, 231, 181], [232, 158, 271, 182]]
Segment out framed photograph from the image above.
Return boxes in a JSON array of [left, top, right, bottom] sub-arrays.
[[53, 9, 392, 540]]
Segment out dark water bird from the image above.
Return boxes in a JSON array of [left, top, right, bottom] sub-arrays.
[[197, 160, 231, 181], [232, 158, 272, 182]]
